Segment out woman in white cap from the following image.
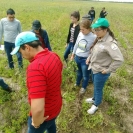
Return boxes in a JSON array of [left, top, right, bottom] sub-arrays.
[[86, 18, 124, 114]]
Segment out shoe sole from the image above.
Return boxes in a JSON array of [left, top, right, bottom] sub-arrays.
[[85, 100, 94, 104]]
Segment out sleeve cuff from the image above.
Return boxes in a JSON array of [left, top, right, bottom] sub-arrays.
[[105, 69, 111, 74]]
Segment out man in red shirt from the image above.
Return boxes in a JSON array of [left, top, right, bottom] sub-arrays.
[[11, 31, 63, 133]]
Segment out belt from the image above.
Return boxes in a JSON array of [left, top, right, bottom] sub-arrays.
[[76, 55, 87, 59]]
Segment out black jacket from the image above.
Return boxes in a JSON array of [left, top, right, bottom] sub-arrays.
[[88, 10, 95, 18], [99, 11, 108, 18], [66, 23, 80, 45]]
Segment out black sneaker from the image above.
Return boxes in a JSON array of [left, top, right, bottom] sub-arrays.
[[88, 78, 93, 83], [6, 87, 13, 93]]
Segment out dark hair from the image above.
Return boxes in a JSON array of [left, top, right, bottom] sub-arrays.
[[80, 19, 91, 29], [20, 40, 42, 50], [90, 26, 116, 50], [71, 11, 80, 21], [7, 8, 15, 15], [39, 29, 44, 38]]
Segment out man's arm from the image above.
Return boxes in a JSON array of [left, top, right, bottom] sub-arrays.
[[66, 23, 72, 44], [31, 98, 48, 127], [0, 20, 3, 43], [99, 11, 102, 17], [27, 67, 49, 128], [43, 30, 52, 51], [18, 21, 22, 33], [88, 10, 90, 15], [31, 98, 44, 125], [70, 33, 80, 60]]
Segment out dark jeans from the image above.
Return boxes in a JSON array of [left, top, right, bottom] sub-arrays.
[[91, 17, 94, 23], [0, 78, 9, 90], [27, 117, 56, 133], [4, 41, 23, 69], [93, 72, 110, 106], [75, 55, 91, 89], [64, 42, 74, 61]]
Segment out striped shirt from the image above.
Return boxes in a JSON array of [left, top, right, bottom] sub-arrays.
[[70, 27, 75, 42], [0, 18, 21, 43], [27, 49, 63, 121]]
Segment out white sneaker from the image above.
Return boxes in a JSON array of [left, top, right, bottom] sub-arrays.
[[85, 98, 94, 104], [87, 105, 98, 114], [74, 84, 78, 87], [79, 88, 86, 94]]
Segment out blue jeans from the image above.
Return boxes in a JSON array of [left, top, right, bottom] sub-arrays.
[[91, 17, 94, 22], [4, 41, 23, 69], [93, 72, 110, 106], [0, 78, 9, 90], [27, 117, 56, 133], [75, 55, 91, 89], [64, 42, 74, 61]]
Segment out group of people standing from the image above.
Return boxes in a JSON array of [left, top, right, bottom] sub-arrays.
[[0, 8, 61, 133], [64, 10, 123, 115], [0, 8, 52, 69], [0, 8, 124, 133], [88, 7, 108, 23], [0, 8, 52, 93]]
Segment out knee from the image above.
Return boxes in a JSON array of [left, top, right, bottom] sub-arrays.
[[77, 72, 82, 77], [6, 52, 12, 57], [64, 49, 69, 57], [83, 75, 89, 81], [64, 53, 67, 59]]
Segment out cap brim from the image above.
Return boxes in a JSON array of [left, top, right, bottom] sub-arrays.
[[10, 46, 20, 55], [32, 26, 40, 30]]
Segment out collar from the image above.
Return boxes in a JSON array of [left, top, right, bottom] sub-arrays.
[[6, 17, 15, 22], [98, 32, 113, 42], [30, 48, 49, 63]]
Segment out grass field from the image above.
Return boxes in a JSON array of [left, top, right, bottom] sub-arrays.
[[0, 0, 133, 133]]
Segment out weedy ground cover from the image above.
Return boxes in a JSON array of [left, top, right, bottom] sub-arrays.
[[0, 0, 133, 133]]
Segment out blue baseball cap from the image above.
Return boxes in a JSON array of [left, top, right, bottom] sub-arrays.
[[91, 18, 109, 28], [11, 31, 39, 55]]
